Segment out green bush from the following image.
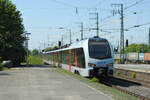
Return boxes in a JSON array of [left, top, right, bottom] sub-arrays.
[[0, 63, 3, 71], [0, 57, 2, 63], [131, 72, 136, 79], [90, 77, 99, 82]]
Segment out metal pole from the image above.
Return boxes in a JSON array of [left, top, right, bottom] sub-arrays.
[[25, 32, 31, 65], [149, 28, 150, 51], [81, 22, 83, 40], [120, 4, 125, 63], [111, 4, 125, 63], [69, 29, 72, 44], [27, 37, 29, 65], [61, 35, 63, 46], [96, 13, 99, 37], [25, 39, 28, 65], [89, 12, 99, 37]]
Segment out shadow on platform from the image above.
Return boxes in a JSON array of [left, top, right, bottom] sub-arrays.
[[0, 72, 10, 76], [101, 77, 141, 87], [13, 64, 54, 68]]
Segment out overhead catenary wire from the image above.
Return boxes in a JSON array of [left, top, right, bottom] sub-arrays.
[[98, 21, 150, 32], [126, 22, 150, 30], [124, 0, 146, 10], [50, 0, 76, 8], [47, 0, 148, 46], [100, 0, 146, 22], [50, 0, 111, 10]]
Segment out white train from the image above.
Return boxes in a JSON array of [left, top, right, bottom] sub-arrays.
[[42, 37, 114, 77]]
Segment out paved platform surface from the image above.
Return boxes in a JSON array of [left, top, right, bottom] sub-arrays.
[[0, 66, 113, 100], [114, 64, 150, 73]]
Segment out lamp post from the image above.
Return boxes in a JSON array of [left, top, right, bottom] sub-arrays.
[[25, 32, 31, 65], [58, 27, 65, 47], [58, 27, 72, 45]]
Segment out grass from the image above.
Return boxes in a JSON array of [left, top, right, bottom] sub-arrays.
[[55, 68, 140, 100], [28, 56, 43, 65], [90, 77, 99, 82]]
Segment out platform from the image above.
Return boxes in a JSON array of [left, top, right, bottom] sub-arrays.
[[114, 64, 150, 87], [114, 64, 150, 73], [0, 66, 113, 100]]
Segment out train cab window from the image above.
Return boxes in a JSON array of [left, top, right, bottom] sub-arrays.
[[89, 39, 111, 59]]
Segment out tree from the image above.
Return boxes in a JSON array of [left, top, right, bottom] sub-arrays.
[[0, 0, 26, 65], [31, 49, 39, 56], [123, 44, 149, 53]]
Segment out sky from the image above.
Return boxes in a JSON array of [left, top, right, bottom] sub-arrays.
[[12, 0, 150, 50]]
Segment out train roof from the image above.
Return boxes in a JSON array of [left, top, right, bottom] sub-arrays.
[[43, 37, 107, 54]]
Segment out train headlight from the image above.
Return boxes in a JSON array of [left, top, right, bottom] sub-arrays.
[[88, 63, 96, 67]]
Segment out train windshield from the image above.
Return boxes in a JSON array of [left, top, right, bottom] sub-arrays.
[[89, 40, 111, 59]]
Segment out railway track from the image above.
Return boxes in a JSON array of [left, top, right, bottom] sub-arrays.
[[114, 75, 150, 88], [100, 77, 150, 100]]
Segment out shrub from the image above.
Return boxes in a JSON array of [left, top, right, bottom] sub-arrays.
[[0, 63, 3, 71]]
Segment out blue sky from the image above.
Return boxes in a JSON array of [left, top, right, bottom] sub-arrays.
[[12, 0, 150, 50]]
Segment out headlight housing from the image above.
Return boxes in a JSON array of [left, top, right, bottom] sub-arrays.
[[88, 63, 96, 67]]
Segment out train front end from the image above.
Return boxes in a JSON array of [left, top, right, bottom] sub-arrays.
[[87, 38, 114, 77]]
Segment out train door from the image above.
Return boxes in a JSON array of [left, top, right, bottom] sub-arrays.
[[75, 49, 79, 67], [76, 48, 85, 68]]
